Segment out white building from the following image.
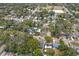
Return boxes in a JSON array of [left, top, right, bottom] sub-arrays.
[[53, 6, 65, 14], [45, 45, 52, 48]]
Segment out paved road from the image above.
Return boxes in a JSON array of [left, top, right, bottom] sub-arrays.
[[63, 4, 73, 16]]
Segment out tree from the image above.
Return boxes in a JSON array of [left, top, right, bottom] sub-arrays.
[[58, 43, 78, 56], [26, 37, 41, 54], [62, 48, 78, 56], [45, 49, 55, 56], [4, 30, 28, 55], [50, 23, 60, 37], [59, 39, 65, 45], [58, 44, 68, 51], [16, 20, 34, 31], [4, 29, 41, 55], [33, 49, 43, 56], [0, 30, 9, 43], [44, 36, 52, 43]]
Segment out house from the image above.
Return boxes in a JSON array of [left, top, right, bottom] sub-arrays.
[[53, 38, 60, 44], [27, 27, 41, 35], [44, 43, 52, 48], [27, 28, 35, 35], [58, 32, 70, 39], [0, 51, 6, 56], [33, 27, 41, 33], [70, 33, 79, 40], [36, 29, 41, 32], [53, 43, 60, 48], [53, 6, 65, 14], [0, 26, 6, 29], [44, 43, 60, 49]]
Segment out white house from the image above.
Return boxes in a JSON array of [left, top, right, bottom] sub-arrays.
[[53, 6, 65, 14]]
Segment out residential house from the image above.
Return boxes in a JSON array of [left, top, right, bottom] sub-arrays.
[[53, 6, 66, 14]]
